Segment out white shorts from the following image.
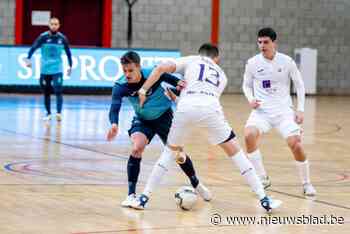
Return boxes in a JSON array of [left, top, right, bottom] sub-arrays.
[[168, 106, 233, 146], [245, 109, 300, 139]]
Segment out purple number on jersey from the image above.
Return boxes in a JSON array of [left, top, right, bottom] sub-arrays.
[[198, 64, 220, 87], [262, 80, 271, 88], [198, 64, 205, 81]]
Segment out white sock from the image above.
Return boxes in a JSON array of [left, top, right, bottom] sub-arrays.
[[143, 146, 175, 197], [248, 149, 267, 178], [295, 160, 311, 185], [231, 150, 266, 200]]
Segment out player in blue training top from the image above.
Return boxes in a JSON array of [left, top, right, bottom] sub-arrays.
[[107, 51, 212, 207], [25, 17, 72, 122]]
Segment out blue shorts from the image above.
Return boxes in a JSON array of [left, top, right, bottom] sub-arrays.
[[39, 73, 63, 94], [128, 108, 173, 144]]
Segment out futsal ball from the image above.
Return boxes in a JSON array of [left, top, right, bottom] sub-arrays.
[[174, 186, 198, 211]]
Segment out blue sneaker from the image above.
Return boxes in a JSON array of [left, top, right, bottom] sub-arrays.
[[260, 196, 282, 213], [131, 194, 149, 210]]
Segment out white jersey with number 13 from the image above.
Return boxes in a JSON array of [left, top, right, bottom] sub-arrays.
[[172, 55, 227, 110]]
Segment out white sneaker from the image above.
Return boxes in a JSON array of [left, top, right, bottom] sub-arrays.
[[303, 183, 316, 196], [56, 113, 62, 122], [121, 194, 137, 207], [261, 176, 271, 189], [269, 198, 283, 209], [130, 194, 149, 210], [43, 115, 51, 121], [260, 196, 282, 213], [195, 183, 212, 201]]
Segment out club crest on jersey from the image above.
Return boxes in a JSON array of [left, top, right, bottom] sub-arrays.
[[58, 39, 63, 44], [278, 68, 282, 72]]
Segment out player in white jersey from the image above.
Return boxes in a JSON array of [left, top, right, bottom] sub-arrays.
[[131, 43, 282, 213], [242, 28, 316, 196]]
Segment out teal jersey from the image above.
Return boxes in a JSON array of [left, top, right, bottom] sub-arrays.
[[109, 67, 180, 124], [27, 31, 72, 75]]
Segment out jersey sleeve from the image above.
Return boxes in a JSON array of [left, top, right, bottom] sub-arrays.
[[289, 60, 305, 112], [242, 60, 255, 102], [159, 73, 180, 87], [174, 56, 195, 75], [109, 83, 127, 125], [27, 34, 45, 59], [62, 35, 73, 67]]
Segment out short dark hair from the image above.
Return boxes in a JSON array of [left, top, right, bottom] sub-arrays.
[[258, 27, 277, 41], [198, 43, 219, 58], [120, 51, 141, 65]]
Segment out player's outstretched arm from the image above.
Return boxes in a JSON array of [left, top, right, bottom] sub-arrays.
[[164, 87, 180, 103], [161, 73, 186, 92], [138, 62, 177, 107]]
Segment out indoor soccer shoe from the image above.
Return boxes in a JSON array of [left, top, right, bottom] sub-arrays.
[[121, 194, 137, 207], [195, 183, 212, 201], [260, 196, 282, 213], [43, 114, 52, 121], [303, 183, 317, 196], [56, 113, 62, 122], [131, 194, 149, 210]]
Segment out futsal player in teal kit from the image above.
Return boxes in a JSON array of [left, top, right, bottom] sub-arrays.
[[107, 51, 212, 207], [25, 17, 72, 121]]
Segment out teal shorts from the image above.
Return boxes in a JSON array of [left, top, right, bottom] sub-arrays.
[[128, 108, 173, 144]]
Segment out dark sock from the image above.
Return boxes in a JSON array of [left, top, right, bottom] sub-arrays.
[[127, 155, 141, 195], [178, 155, 199, 188], [44, 92, 51, 115], [56, 93, 63, 113]]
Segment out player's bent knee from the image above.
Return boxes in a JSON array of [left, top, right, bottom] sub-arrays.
[[131, 146, 145, 158], [287, 136, 302, 152], [219, 139, 241, 157], [244, 127, 259, 141], [130, 133, 148, 157], [293, 142, 303, 153]]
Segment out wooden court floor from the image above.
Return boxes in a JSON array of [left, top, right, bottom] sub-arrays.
[[0, 94, 349, 234]]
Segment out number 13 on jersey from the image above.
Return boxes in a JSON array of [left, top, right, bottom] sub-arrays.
[[197, 64, 220, 87]]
